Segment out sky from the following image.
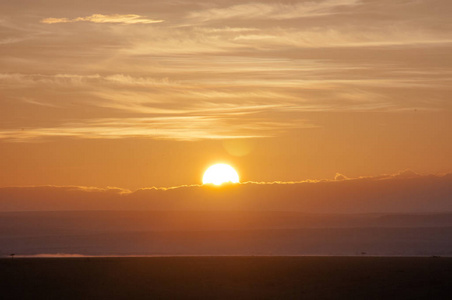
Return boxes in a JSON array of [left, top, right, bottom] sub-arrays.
[[0, 0, 451, 189]]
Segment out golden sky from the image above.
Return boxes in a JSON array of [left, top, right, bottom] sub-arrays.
[[0, 0, 451, 189]]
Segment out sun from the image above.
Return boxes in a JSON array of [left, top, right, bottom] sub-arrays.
[[202, 164, 240, 186]]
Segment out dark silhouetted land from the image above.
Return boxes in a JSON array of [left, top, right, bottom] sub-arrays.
[[2, 257, 452, 299]]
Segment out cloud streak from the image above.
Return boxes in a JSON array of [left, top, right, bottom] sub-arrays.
[[41, 14, 164, 25], [188, 0, 361, 22], [0, 116, 315, 141]]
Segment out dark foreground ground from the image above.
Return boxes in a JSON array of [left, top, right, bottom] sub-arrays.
[[1, 257, 452, 299]]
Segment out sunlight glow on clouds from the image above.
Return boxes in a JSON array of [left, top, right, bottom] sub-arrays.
[[0, 0, 451, 142], [188, 0, 361, 22], [41, 14, 164, 25], [1, 173, 451, 213], [0, 116, 316, 141]]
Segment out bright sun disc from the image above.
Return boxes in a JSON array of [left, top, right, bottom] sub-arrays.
[[202, 164, 239, 185]]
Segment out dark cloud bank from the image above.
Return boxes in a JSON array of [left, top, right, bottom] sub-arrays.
[[1, 172, 451, 213], [2, 173, 452, 256]]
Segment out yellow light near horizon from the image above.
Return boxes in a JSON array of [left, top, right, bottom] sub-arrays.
[[202, 164, 240, 186]]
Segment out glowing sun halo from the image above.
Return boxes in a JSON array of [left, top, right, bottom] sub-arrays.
[[202, 164, 239, 186]]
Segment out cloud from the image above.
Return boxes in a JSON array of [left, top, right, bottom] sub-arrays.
[[335, 173, 349, 181], [0, 73, 177, 90], [390, 170, 421, 180], [0, 173, 451, 214], [2, 173, 452, 256], [0, 115, 315, 141], [0, 37, 29, 45], [188, 0, 361, 22], [230, 27, 452, 48], [198, 27, 259, 33], [41, 14, 164, 25], [1, 0, 451, 145]]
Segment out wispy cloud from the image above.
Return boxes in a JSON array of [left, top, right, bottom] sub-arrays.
[[231, 27, 452, 48], [188, 0, 361, 22], [41, 14, 164, 25], [0, 116, 316, 142], [1, 0, 451, 144]]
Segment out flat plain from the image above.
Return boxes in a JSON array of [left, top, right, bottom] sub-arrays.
[[1, 257, 452, 299]]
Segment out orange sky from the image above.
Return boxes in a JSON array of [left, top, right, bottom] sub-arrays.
[[0, 0, 451, 189]]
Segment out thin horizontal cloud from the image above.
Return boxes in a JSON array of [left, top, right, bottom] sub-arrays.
[[230, 26, 452, 49], [0, 172, 451, 213], [41, 14, 164, 25], [188, 0, 361, 22], [198, 27, 259, 33], [0, 115, 315, 142], [0, 37, 30, 45], [0, 73, 177, 88]]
